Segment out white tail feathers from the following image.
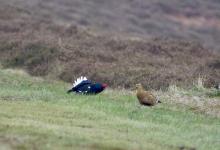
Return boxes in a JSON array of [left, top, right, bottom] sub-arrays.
[[73, 76, 87, 88]]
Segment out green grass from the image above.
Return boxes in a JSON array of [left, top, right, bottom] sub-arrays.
[[0, 69, 220, 150]]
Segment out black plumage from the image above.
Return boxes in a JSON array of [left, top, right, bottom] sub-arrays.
[[67, 76, 107, 94]]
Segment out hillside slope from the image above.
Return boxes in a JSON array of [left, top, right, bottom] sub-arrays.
[[0, 68, 220, 150], [0, 2, 220, 89], [0, 3, 220, 89], [3, 0, 220, 51]]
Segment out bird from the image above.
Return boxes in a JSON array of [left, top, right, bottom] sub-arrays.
[[67, 76, 108, 94], [135, 83, 161, 106]]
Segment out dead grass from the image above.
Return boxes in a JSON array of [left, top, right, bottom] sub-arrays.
[[0, 2, 220, 90], [3, 0, 220, 51], [156, 83, 220, 117]]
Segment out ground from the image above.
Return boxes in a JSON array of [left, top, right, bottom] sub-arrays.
[[0, 68, 219, 150], [0, 1, 220, 150]]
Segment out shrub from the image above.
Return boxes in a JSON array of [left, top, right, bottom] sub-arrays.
[[2, 42, 59, 76]]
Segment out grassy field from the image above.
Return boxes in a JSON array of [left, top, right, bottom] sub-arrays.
[[0, 68, 220, 150]]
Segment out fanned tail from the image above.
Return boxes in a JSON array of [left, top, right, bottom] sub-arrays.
[[72, 76, 87, 88], [68, 76, 88, 94]]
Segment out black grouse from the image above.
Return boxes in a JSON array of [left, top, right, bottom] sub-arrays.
[[67, 76, 107, 94]]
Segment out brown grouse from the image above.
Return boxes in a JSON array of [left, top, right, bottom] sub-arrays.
[[136, 83, 161, 106]]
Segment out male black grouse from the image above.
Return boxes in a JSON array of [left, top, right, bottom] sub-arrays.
[[67, 76, 107, 94]]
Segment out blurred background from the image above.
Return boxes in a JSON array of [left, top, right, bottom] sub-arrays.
[[0, 0, 220, 89]]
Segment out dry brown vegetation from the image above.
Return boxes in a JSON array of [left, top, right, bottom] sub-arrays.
[[3, 0, 220, 51], [156, 84, 220, 117], [0, 1, 220, 89]]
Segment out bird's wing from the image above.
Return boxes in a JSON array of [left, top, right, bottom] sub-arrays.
[[143, 91, 156, 102], [75, 84, 92, 94], [144, 91, 155, 98]]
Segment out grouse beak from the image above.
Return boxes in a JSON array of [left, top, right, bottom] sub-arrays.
[[131, 83, 142, 92], [135, 83, 142, 89]]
